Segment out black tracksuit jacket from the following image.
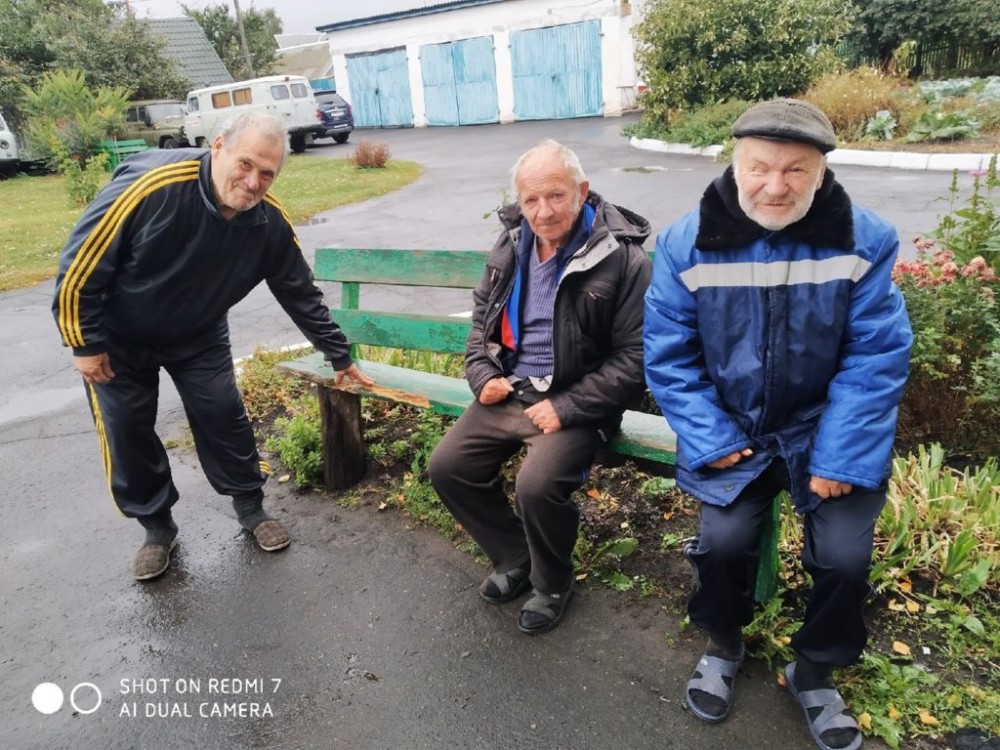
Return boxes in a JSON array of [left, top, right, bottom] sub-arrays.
[[53, 148, 352, 369]]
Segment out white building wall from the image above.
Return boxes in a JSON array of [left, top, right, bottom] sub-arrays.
[[325, 0, 639, 125]]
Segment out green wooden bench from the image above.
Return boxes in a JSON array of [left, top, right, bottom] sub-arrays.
[[98, 138, 151, 169], [277, 247, 780, 602]]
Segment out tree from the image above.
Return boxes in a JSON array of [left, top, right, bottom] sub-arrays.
[[183, 3, 282, 80], [849, 0, 1000, 70], [0, 0, 189, 132], [633, 0, 854, 125]]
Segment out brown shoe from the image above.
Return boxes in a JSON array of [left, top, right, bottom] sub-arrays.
[[134, 538, 178, 581], [250, 519, 290, 552]]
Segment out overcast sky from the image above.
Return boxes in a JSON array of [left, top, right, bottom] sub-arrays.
[[126, 0, 435, 34]]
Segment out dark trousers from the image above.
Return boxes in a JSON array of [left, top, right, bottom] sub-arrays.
[[428, 398, 606, 595], [83, 327, 267, 524], [687, 459, 886, 666]]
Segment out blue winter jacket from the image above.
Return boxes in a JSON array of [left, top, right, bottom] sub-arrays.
[[643, 167, 912, 513]]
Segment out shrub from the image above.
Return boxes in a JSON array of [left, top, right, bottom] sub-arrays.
[[22, 69, 127, 165], [666, 99, 753, 146], [632, 0, 852, 124], [349, 139, 391, 169], [893, 248, 1000, 458], [801, 66, 901, 141]]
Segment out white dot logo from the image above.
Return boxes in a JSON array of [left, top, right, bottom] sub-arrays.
[[32, 683, 64, 715], [70, 683, 102, 715]]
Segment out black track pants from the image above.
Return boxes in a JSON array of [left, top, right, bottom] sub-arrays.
[[83, 326, 267, 521], [428, 398, 606, 595]]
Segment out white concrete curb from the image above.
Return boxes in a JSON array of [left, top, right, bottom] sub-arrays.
[[629, 136, 998, 172]]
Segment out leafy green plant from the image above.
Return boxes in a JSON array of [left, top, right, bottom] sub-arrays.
[[575, 536, 640, 591], [931, 157, 1000, 271], [876, 446, 999, 597], [50, 136, 108, 206], [263, 398, 323, 489], [902, 110, 979, 142], [864, 109, 898, 141]]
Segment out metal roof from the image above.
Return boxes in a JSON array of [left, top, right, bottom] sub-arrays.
[[144, 17, 234, 88], [316, 0, 510, 32]]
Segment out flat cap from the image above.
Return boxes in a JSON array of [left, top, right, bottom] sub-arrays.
[[731, 98, 837, 153]]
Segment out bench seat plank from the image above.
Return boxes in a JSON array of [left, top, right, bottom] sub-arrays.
[[332, 309, 472, 354], [276, 353, 680, 460]]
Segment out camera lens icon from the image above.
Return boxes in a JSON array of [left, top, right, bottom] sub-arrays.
[[32, 682, 102, 715]]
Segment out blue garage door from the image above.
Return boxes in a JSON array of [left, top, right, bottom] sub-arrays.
[[421, 36, 499, 126], [346, 48, 414, 128], [511, 21, 602, 121]]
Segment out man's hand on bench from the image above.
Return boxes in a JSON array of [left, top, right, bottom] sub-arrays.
[[335, 363, 376, 387]]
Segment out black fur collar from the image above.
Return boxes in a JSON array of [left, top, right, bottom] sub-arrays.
[[695, 166, 854, 251]]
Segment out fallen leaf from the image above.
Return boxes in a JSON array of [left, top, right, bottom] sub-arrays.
[[858, 712, 873, 731], [905, 601, 920, 613], [888, 599, 906, 611], [888, 705, 901, 720], [587, 488, 602, 499], [918, 710, 939, 726], [899, 580, 912, 593], [779, 636, 792, 646], [776, 672, 787, 687], [377, 501, 388, 511], [278, 474, 291, 483], [575, 573, 589, 581], [925, 604, 939, 615], [892, 641, 912, 656], [662, 512, 673, 522], [620, 521, 630, 529]]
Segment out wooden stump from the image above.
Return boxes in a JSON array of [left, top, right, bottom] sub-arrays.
[[318, 387, 366, 489]]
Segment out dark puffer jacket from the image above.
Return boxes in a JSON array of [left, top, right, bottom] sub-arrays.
[[466, 191, 652, 435]]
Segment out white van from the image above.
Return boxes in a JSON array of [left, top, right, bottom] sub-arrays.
[[184, 75, 324, 153], [0, 110, 20, 178]]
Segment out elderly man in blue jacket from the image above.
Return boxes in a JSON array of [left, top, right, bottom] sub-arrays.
[[644, 99, 912, 750]]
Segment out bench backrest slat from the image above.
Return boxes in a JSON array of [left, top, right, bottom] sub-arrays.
[[334, 309, 471, 354], [314, 248, 488, 288]]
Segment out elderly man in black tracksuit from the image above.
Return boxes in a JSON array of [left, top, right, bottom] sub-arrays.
[[428, 140, 652, 634], [53, 112, 372, 581]]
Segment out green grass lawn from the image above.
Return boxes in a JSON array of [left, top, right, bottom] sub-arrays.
[[0, 154, 422, 293]]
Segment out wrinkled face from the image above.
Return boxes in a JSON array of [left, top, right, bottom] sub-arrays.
[[733, 137, 827, 231], [210, 129, 284, 220], [516, 153, 589, 249]]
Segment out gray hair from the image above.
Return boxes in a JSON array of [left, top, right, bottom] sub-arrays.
[[216, 112, 289, 167], [509, 139, 587, 199]]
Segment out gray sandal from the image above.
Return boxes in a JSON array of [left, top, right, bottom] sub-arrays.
[[785, 662, 863, 750], [479, 567, 531, 604], [517, 587, 573, 634], [685, 645, 745, 723]]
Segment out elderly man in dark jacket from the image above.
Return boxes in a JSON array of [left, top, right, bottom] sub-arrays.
[[644, 100, 912, 750], [429, 140, 652, 635]]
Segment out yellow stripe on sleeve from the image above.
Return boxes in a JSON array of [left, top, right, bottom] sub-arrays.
[[58, 161, 202, 348]]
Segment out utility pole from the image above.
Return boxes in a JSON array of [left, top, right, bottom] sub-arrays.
[[232, 0, 255, 78]]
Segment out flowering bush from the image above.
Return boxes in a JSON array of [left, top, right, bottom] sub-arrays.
[[893, 245, 1000, 457]]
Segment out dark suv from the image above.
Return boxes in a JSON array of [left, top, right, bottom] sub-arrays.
[[315, 92, 354, 144]]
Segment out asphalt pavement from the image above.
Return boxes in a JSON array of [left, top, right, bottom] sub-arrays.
[[0, 115, 976, 750]]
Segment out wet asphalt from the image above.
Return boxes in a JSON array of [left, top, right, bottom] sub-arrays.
[[0, 115, 966, 749]]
